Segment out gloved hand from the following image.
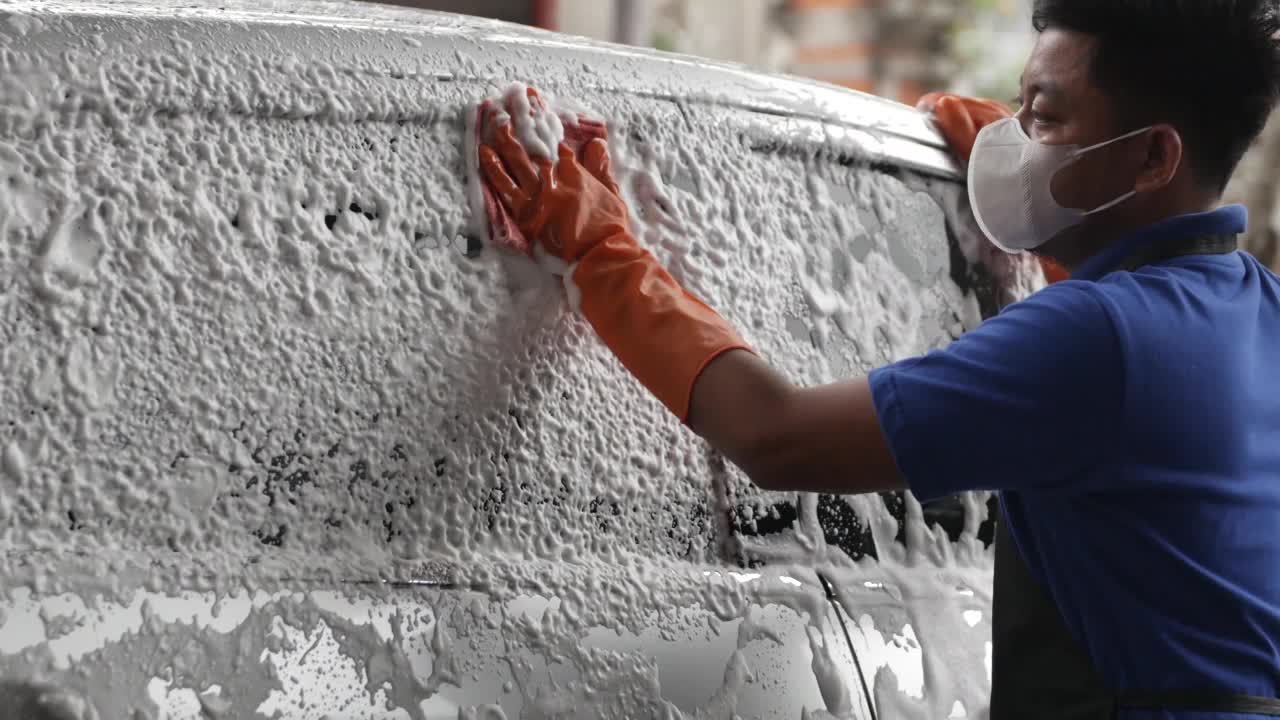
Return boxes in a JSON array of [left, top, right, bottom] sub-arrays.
[[479, 91, 754, 421], [918, 92, 1069, 283], [479, 122, 627, 264], [916, 92, 1014, 166]]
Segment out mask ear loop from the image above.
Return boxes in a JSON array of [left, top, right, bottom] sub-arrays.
[[1074, 124, 1155, 155], [1083, 189, 1139, 216], [1065, 125, 1154, 216]]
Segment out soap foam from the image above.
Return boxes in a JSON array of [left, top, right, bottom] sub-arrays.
[[0, 2, 1042, 717]]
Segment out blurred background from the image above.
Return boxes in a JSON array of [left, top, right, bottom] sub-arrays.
[[375, 0, 1280, 269]]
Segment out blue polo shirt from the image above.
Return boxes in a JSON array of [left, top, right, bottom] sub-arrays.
[[870, 205, 1280, 719]]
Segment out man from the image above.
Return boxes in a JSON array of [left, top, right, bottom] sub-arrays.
[[479, 0, 1280, 717]]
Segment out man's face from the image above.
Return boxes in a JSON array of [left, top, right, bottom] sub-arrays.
[[1017, 29, 1151, 264]]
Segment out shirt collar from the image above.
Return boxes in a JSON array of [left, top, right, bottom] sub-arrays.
[[1071, 204, 1249, 282]]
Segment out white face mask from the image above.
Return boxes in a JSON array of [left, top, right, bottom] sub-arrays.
[[968, 117, 1153, 253]]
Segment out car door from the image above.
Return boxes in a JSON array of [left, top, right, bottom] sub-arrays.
[[710, 117, 1021, 719], [0, 2, 1042, 718]]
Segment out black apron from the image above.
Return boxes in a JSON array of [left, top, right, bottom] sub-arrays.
[[989, 234, 1280, 719]]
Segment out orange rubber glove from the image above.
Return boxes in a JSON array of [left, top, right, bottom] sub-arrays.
[[478, 96, 753, 422], [917, 92, 1015, 166], [919, 92, 1069, 283]]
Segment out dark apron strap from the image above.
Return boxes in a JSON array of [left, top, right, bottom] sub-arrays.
[[1114, 233, 1238, 272], [1119, 692, 1280, 716], [991, 513, 1119, 720]]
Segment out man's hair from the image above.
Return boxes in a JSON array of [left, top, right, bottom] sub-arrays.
[[1032, 0, 1280, 194]]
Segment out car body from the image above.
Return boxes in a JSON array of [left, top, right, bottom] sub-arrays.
[[0, 2, 1043, 718]]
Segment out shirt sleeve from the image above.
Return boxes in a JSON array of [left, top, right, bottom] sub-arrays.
[[868, 281, 1124, 501]]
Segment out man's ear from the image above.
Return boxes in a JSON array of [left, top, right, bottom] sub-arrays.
[[1134, 124, 1183, 193]]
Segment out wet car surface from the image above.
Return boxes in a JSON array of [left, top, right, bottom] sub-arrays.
[[0, 2, 1043, 717]]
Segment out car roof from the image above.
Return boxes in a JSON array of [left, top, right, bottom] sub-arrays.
[[4, 0, 960, 179]]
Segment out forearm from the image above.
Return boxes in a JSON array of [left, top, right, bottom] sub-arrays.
[[568, 238, 903, 495], [571, 235, 752, 420], [686, 349, 905, 495], [567, 242, 903, 495]]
